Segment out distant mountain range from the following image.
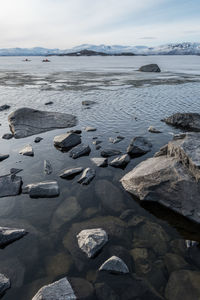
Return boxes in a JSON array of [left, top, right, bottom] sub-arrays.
[[0, 42, 199, 56]]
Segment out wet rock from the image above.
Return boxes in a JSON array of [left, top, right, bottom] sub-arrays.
[[32, 277, 76, 300], [2, 133, 13, 139], [44, 160, 52, 175], [77, 228, 108, 258], [85, 126, 96, 132], [164, 253, 189, 274], [154, 144, 168, 157], [8, 107, 77, 138], [91, 157, 108, 167], [139, 64, 161, 72], [95, 282, 120, 300], [165, 270, 200, 300], [127, 136, 152, 157], [0, 174, 22, 197], [10, 168, 23, 175], [0, 273, 10, 297], [54, 132, 81, 151], [162, 112, 200, 131], [45, 101, 53, 105], [99, 256, 129, 274], [60, 167, 83, 179], [68, 129, 82, 134], [101, 149, 121, 157], [93, 140, 102, 145], [109, 136, 124, 144], [34, 137, 43, 143], [82, 100, 96, 106], [0, 104, 10, 111], [23, 181, 60, 198], [96, 145, 101, 150], [19, 144, 34, 156], [108, 245, 134, 273], [109, 154, 130, 168], [77, 168, 95, 185], [70, 277, 94, 299], [0, 257, 25, 288], [0, 154, 9, 162], [148, 126, 162, 133], [69, 144, 91, 159], [0, 227, 27, 248]]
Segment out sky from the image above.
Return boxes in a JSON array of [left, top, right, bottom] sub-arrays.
[[0, 0, 199, 49]]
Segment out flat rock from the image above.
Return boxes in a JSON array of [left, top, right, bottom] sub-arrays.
[[54, 132, 81, 151], [82, 100, 96, 106], [77, 228, 108, 258], [23, 181, 60, 198], [0, 227, 27, 248], [77, 168, 95, 185], [0, 174, 22, 197], [162, 112, 200, 131], [139, 64, 161, 72], [19, 144, 34, 156], [101, 149, 121, 157], [0, 154, 9, 162], [45, 101, 53, 105], [68, 129, 82, 134], [127, 137, 152, 157], [8, 107, 77, 138], [60, 167, 83, 179], [0, 104, 10, 112], [99, 256, 129, 274], [2, 133, 13, 139], [85, 126, 96, 132], [69, 144, 91, 159], [109, 136, 124, 144], [10, 168, 23, 175], [32, 277, 76, 300], [34, 137, 43, 143], [109, 154, 130, 168], [0, 273, 10, 297], [91, 157, 108, 167], [44, 160, 52, 175], [148, 126, 161, 133]]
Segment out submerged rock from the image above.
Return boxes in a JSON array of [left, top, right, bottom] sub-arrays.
[[162, 112, 200, 131], [77, 228, 108, 258], [91, 157, 108, 167], [23, 181, 59, 198], [34, 137, 43, 143], [0, 273, 10, 297], [44, 160, 52, 175], [54, 132, 81, 151], [19, 144, 34, 156], [127, 137, 152, 157], [10, 168, 23, 175], [82, 100, 96, 106], [2, 133, 13, 140], [32, 277, 76, 300], [109, 154, 130, 168], [69, 144, 91, 159], [77, 168, 95, 185], [99, 256, 129, 274], [0, 227, 27, 248], [109, 136, 124, 144], [0, 174, 22, 197], [101, 149, 121, 157], [93, 140, 102, 145], [0, 154, 9, 162], [8, 107, 77, 138], [45, 101, 53, 105], [0, 105, 10, 112], [148, 126, 162, 133], [60, 167, 83, 179], [139, 64, 161, 72]]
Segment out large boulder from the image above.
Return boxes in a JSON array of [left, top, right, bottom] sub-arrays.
[[162, 112, 200, 131], [8, 107, 77, 138], [139, 64, 161, 72]]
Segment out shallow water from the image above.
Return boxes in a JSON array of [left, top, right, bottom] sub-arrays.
[[0, 56, 200, 299]]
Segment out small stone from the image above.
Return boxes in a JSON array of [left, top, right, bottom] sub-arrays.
[[127, 137, 152, 157], [2, 133, 13, 140], [82, 100, 96, 106], [34, 137, 43, 143], [139, 64, 161, 72], [148, 126, 162, 133], [0, 227, 27, 248], [69, 144, 91, 159], [85, 127, 96, 132], [0, 154, 9, 162], [0, 174, 22, 197], [101, 149, 121, 157], [44, 160, 52, 175], [54, 132, 81, 151], [96, 145, 101, 150], [60, 167, 83, 179], [109, 154, 130, 168], [68, 129, 82, 134], [77, 168, 95, 185], [19, 144, 34, 156], [109, 136, 124, 144], [0, 273, 10, 297], [91, 157, 108, 167], [10, 168, 23, 174], [99, 256, 129, 274], [93, 140, 102, 145], [0, 105, 10, 112], [45, 101, 53, 105], [23, 181, 60, 198]]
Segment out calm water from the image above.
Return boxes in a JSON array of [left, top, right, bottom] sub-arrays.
[[0, 56, 200, 299]]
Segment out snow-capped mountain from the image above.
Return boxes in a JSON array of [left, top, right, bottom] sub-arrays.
[[0, 42, 199, 56]]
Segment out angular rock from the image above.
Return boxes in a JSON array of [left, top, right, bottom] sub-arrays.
[[54, 132, 81, 151], [0, 273, 10, 297], [77, 228, 108, 258], [19, 144, 34, 156], [99, 256, 129, 274], [82, 100, 96, 106], [34, 137, 43, 143], [109, 136, 124, 144], [69, 144, 91, 159], [101, 149, 121, 157], [154, 144, 168, 157], [91, 157, 108, 167], [44, 160, 52, 175], [109, 154, 130, 168], [148, 126, 161, 133], [0, 105, 10, 112], [93, 140, 102, 145], [0, 154, 9, 162], [32, 277, 76, 300], [68, 129, 82, 134], [85, 126, 96, 132], [45, 101, 53, 105], [127, 137, 152, 157], [77, 168, 95, 185], [162, 112, 200, 131], [139, 64, 161, 72], [0, 227, 27, 248], [23, 181, 59, 198], [0, 174, 22, 197], [60, 167, 83, 179], [2, 133, 13, 140], [8, 107, 77, 138]]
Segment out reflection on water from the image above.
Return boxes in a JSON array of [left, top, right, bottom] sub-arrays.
[[0, 56, 200, 299]]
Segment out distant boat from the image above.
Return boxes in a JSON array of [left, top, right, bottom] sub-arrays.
[[42, 59, 50, 62], [23, 58, 31, 62]]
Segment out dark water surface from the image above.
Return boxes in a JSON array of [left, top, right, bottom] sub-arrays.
[[0, 56, 200, 299]]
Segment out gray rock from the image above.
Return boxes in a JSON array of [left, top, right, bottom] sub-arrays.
[[0, 174, 22, 197], [34, 137, 43, 143], [54, 132, 81, 151], [10, 168, 23, 175], [8, 107, 77, 138], [127, 137, 152, 157], [154, 144, 168, 157], [148, 126, 162, 133], [93, 140, 102, 145], [82, 100, 96, 106], [0, 227, 27, 247], [77, 168, 95, 185], [23, 181, 60, 198], [2, 133, 13, 139], [32, 277, 76, 300], [69, 144, 91, 159], [60, 167, 83, 179], [0, 273, 10, 297], [45, 101, 53, 105], [139, 64, 161, 72], [162, 112, 200, 131], [68, 129, 82, 134], [109, 154, 130, 168], [99, 256, 129, 274], [109, 136, 124, 144], [0, 154, 9, 162], [85, 126, 96, 132], [91, 157, 108, 167], [101, 149, 121, 157], [0, 104, 10, 112], [96, 145, 101, 150], [19, 144, 34, 156], [77, 228, 108, 258], [44, 160, 52, 175]]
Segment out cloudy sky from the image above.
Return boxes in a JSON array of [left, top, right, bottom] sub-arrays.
[[0, 0, 199, 48]]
